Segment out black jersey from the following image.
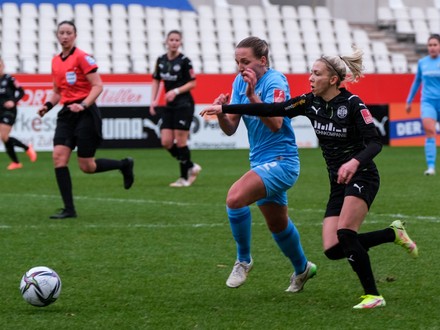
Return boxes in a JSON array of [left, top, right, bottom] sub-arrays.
[[222, 88, 382, 176], [152, 53, 195, 107], [0, 74, 25, 109]]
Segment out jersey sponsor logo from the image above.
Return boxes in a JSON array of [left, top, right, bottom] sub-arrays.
[[337, 106, 348, 118], [273, 89, 286, 102], [66, 71, 77, 85], [360, 109, 373, 124], [85, 55, 96, 65], [313, 120, 348, 137]]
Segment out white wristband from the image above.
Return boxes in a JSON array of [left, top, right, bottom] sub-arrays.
[[173, 88, 180, 95]]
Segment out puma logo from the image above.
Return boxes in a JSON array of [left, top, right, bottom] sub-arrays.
[[353, 183, 364, 193]]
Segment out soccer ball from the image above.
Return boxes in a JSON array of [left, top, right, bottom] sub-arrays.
[[19, 266, 62, 307]]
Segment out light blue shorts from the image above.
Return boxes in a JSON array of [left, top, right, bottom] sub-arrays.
[[252, 158, 299, 206], [421, 99, 440, 121]]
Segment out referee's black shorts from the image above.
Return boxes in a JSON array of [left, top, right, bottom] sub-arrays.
[[160, 103, 194, 131], [325, 168, 380, 218], [53, 103, 102, 158]]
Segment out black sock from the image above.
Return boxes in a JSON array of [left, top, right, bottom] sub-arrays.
[[177, 146, 193, 179], [167, 144, 179, 159], [358, 228, 395, 248], [55, 167, 75, 212], [4, 139, 19, 163], [95, 159, 123, 173], [9, 137, 28, 150], [325, 228, 395, 260], [337, 228, 379, 296]]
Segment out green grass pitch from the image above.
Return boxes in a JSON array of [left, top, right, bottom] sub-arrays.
[[0, 147, 438, 329]]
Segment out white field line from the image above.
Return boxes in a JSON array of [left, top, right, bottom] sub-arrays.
[[1, 193, 439, 229]]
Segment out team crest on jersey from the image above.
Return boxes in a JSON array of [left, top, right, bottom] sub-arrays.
[[66, 71, 77, 85], [173, 64, 181, 72], [360, 109, 374, 124], [273, 89, 286, 102], [337, 106, 348, 118], [85, 55, 96, 65]]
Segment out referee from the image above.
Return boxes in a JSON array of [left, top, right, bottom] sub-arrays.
[[38, 21, 134, 219]]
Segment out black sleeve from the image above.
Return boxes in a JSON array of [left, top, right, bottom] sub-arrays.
[[352, 102, 383, 166], [14, 86, 25, 103], [222, 94, 309, 118]]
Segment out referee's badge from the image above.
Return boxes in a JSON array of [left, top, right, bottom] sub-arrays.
[[337, 106, 348, 118], [66, 72, 77, 85], [85, 55, 96, 65]]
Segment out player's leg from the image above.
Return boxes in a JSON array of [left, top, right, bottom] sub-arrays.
[[421, 101, 437, 175], [225, 170, 266, 288], [51, 144, 76, 219], [0, 122, 22, 169], [77, 111, 134, 189]]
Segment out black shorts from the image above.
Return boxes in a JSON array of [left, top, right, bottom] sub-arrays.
[[0, 108, 17, 126], [53, 104, 102, 158], [325, 168, 380, 217], [160, 104, 194, 131]]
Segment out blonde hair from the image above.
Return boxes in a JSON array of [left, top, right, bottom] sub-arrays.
[[319, 45, 364, 86]]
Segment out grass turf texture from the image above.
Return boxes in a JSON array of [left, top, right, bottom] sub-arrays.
[[0, 147, 438, 329]]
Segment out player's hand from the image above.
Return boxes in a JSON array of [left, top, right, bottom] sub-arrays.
[[3, 100, 14, 109], [68, 103, 85, 113], [213, 93, 230, 105], [200, 105, 222, 117], [405, 103, 411, 114], [337, 159, 359, 184], [149, 106, 156, 116], [37, 106, 48, 117], [242, 68, 257, 99]]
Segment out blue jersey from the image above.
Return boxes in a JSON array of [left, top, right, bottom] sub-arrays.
[[407, 55, 440, 103], [230, 68, 298, 167]]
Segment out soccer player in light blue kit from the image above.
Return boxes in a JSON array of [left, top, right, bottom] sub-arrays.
[[406, 34, 440, 176], [210, 37, 316, 291]]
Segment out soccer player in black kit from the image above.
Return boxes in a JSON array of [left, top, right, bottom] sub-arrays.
[[150, 30, 201, 187], [201, 46, 418, 309], [0, 58, 37, 170]]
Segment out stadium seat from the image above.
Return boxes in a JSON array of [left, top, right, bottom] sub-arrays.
[[391, 53, 408, 73], [39, 3, 57, 20], [38, 58, 52, 74], [371, 41, 390, 61], [3, 56, 20, 73], [132, 56, 148, 73], [297, 5, 314, 20], [197, 5, 214, 19], [128, 4, 145, 20], [395, 19, 414, 41], [21, 56, 38, 74], [315, 6, 332, 20], [57, 3, 74, 21], [113, 56, 131, 73], [281, 5, 297, 20], [74, 4, 92, 21], [2, 3, 20, 19], [21, 3, 38, 20], [92, 3, 110, 19]]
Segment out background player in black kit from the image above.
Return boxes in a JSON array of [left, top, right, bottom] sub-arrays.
[[150, 30, 201, 187], [0, 58, 37, 170], [201, 45, 418, 309]]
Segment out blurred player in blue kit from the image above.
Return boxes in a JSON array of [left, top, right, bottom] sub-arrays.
[[406, 34, 440, 176]]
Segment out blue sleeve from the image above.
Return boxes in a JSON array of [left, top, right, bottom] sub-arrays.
[[406, 61, 422, 104]]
